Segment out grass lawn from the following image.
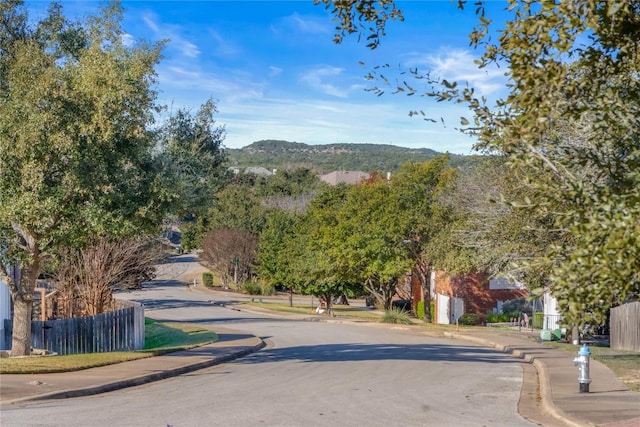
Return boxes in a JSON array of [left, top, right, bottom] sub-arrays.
[[0, 318, 217, 374]]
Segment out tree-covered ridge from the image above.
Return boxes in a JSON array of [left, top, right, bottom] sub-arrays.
[[227, 139, 470, 174]]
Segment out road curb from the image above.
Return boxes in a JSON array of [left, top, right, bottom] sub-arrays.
[[3, 338, 266, 404]]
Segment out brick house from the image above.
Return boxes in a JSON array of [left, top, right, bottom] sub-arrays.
[[411, 271, 528, 324]]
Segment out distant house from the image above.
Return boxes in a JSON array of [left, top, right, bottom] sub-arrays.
[[411, 271, 528, 324], [244, 166, 274, 176], [319, 170, 369, 185], [228, 166, 274, 177]]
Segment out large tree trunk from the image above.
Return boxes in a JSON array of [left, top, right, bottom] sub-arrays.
[[10, 296, 33, 356], [364, 277, 397, 311], [6, 224, 43, 356], [10, 261, 41, 356], [413, 261, 432, 323]]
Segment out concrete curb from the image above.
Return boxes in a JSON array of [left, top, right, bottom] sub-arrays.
[[4, 338, 266, 404], [443, 331, 588, 427]]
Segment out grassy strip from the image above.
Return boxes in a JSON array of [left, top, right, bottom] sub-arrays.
[[0, 318, 217, 374]]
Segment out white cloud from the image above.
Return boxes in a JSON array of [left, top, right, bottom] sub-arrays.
[[140, 12, 201, 59], [142, 13, 159, 33], [286, 13, 329, 34], [208, 29, 241, 57], [300, 66, 348, 98], [156, 63, 267, 109], [121, 33, 135, 47], [270, 13, 329, 37], [404, 49, 506, 97], [179, 40, 201, 58], [268, 66, 283, 78]]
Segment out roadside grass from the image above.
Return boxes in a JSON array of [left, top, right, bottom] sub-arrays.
[[543, 341, 640, 392], [0, 318, 217, 375]]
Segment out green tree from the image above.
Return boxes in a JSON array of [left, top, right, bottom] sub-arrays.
[[156, 99, 227, 218], [256, 210, 300, 305], [329, 177, 412, 310], [320, 0, 640, 326], [257, 167, 324, 197], [182, 184, 266, 251], [208, 184, 267, 236], [391, 156, 456, 322], [291, 184, 357, 314], [0, 1, 165, 355]]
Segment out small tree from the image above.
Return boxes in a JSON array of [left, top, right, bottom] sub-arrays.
[[201, 229, 258, 288], [257, 210, 301, 306], [55, 237, 161, 316]]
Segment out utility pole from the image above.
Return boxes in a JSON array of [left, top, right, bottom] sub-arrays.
[[232, 258, 239, 284]]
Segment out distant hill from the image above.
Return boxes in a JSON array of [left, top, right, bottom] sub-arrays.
[[226, 140, 473, 174]]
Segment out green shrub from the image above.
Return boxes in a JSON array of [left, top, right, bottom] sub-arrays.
[[485, 312, 526, 323], [457, 313, 481, 326], [381, 308, 413, 325], [430, 301, 435, 321], [260, 283, 276, 296], [533, 312, 544, 329], [243, 282, 262, 295], [202, 272, 214, 287], [416, 301, 425, 320], [485, 312, 510, 323]]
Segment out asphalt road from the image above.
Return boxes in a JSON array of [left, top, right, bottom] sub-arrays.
[[0, 256, 537, 427]]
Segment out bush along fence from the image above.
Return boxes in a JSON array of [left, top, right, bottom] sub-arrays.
[[610, 301, 640, 352], [3, 300, 144, 355]]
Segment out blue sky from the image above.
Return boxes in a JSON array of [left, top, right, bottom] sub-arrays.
[[27, 1, 510, 154]]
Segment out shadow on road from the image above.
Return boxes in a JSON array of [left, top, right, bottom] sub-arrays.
[[126, 298, 218, 310], [234, 342, 523, 365], [150, 316, 294, 324], [159, 254, 200, 264]]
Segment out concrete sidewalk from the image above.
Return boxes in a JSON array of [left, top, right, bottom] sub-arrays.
[[1, 311, 638, 427], [442, 328, 640, 427], [0, 327, 265, 404]]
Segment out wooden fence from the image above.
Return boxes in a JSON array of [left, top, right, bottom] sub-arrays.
[[3, 301, 144, 355], [610, 302, 640, 352]]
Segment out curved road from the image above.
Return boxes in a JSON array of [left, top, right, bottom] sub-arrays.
[[1, 255, 537, 427]]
